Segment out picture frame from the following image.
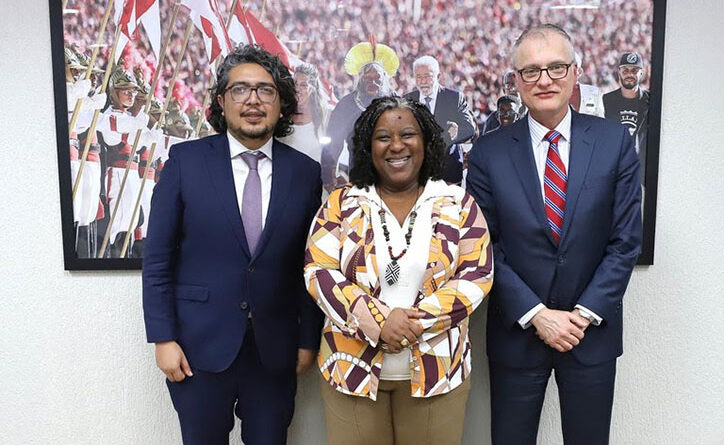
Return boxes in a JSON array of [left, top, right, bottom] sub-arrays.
[[51, 0, 665, 269]]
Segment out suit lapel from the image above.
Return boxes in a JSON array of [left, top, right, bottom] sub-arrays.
[[251, 140, 290, 262], [508, 119, 557, 246], [560, 112, 594, 243], [205, 134, 251, 258], [434, 88, 443, 120]]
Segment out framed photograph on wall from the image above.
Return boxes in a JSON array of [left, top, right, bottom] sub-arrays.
[[50, 0, 665, 269]]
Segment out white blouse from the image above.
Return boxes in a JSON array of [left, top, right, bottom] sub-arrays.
[[365, 182, 439, 380]]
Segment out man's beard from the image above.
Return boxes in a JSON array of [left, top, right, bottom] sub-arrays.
[[621, 78, 639, 90], [232, 123, 273, 141]]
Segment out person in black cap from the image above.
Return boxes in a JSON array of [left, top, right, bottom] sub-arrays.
[[603, 52, 650, 182]]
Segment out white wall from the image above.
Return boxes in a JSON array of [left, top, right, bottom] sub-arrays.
[[1, 1, 723, 444]]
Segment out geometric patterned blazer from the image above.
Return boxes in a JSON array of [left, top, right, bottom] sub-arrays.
[[304, 180, 493, 400]]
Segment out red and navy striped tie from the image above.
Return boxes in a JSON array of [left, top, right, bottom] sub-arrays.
[[543, 130, 567, 244]]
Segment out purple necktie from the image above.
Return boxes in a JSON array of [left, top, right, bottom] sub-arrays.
[[240, 151, 263, 254], [424, 96, 432, 110]]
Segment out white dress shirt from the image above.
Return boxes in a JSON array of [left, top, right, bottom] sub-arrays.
[[227, 132, 273, 229], [420, 83, 439, 114], [517, 110, 603, 329]]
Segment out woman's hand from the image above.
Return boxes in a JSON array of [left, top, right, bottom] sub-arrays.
[[380, 308, 424, 353]]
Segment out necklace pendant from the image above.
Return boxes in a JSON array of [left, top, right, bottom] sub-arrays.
[[385, 260, 401, 286]]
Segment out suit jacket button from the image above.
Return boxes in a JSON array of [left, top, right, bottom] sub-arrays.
[[248, 266, 254, 272], [557, 255, 565, 264], [240, 301, 248, 310]]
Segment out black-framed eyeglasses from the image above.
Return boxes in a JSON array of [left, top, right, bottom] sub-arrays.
[[225, 83, 278, 104], [517, 62, 574, 83]]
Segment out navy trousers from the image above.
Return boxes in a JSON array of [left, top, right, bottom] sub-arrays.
[[166, 326, 296, 445], [489, 352, 616, 445]]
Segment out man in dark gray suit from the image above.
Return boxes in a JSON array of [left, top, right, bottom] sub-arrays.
[[404, 55, 476, 184]]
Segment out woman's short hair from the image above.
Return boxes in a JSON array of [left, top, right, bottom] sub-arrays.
[[207, 44, 297, 137], [349, 96, 445, 188]]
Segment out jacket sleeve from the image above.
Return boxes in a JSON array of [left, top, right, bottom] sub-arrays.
[[466, 139, 544, 327], [450, 90, 477, 144], [297, 166, 324, 350], [413, 193, 493, 336], [142, 146, 183, 343], [574, 126, 642, 321], [304, 188, 392, 347]]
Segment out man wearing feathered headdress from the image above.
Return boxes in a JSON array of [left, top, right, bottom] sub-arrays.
[[320, 38, 399, 190]]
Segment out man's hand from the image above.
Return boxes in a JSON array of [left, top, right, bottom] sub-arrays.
[[462, 150, 471, 170], [296, 348, 317, 375], [380, 308, 424, 353], [155, 341, 193, 382], [530, 308, 585, 352], [447, 121, 459, 140], [571, 309, 592, 332]]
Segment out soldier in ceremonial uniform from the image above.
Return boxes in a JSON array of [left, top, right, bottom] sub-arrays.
[[130, 72, 161, 257], [66, 46, 105, 258], [96, 64, 149, 257]]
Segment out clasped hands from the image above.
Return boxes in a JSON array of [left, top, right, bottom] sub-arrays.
[[379, 308, 424, 353], [531, 308, 592, 352]]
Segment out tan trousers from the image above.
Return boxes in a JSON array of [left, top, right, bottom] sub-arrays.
[[320, 376, 471, 445]]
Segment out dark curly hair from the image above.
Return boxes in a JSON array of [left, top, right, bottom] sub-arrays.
[[207, 44, 297, 137], [349, 96, 445, 188]]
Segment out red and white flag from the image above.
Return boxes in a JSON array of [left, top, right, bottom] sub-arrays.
[[180, 0, 232, 62], [226, 5, 337, 107], [227, 4, 254, 46], [113, 0, 161, 63], [228, 5, 299, 68]]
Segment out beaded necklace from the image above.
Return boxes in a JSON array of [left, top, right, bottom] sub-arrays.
[[354, 93, 368, 111], [377, 187, 421, 286]]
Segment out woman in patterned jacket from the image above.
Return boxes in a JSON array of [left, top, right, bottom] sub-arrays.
[[304, 96, 493, 445]]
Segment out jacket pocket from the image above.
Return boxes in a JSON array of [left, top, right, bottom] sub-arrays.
[[175, 284, 209, 302]]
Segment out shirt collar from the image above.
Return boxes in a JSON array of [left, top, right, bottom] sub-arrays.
[[527, 107, 572, 144], [227, 132, 274, 160]]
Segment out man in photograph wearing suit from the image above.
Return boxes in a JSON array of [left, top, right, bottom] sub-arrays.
[[142, 45, 323, 445], [467, 25, 642, 444], [405, 55, 476, 184]]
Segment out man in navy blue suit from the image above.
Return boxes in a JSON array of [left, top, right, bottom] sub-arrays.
[[467, 25, 642, 444], [143, 45, 323, 445], [404, 55, 476, 184]]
